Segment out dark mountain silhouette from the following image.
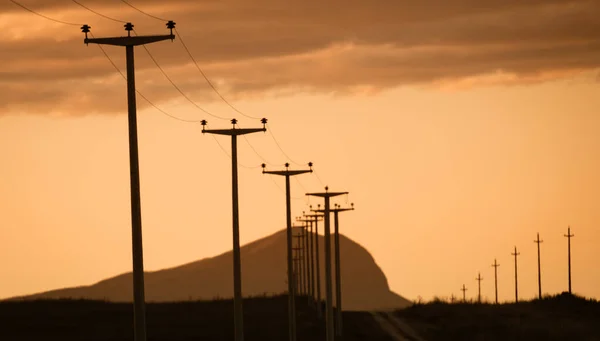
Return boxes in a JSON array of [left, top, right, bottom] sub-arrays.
[[11, 229, 410, 311]]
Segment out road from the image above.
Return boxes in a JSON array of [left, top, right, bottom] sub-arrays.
[[369, 311, 426, 341]]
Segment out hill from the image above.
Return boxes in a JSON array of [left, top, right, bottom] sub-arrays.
[[395, 293, 600, 341], [11, 228, 410, 311]]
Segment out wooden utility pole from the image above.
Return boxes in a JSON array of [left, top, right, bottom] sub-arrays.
[[313, 203, 355, 339], [306, 187, 348, 341], [304, 211, 324, 317], [461, 284, 468, 302], [512, 246, 520, 302], [297, 216, 315, 305], [202, 118, 267, 341], [534, 233, 543, 299], [475, 272, 483, 303], [564, 226, 575, 294], [491, 259, 500, 304], [293, 233, 305, 295], [262, 163, 312, 341], [293, 246, 303, 296], [81, 22, 175, 341]]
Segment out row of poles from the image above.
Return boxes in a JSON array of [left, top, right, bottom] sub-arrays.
[[81, 23, 353, 341], [461, 227, 576, 304]]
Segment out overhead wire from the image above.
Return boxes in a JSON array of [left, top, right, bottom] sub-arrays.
[[72, 0, 128, 23], [9, 0, 83, 26], [9, 0, 198, 123]]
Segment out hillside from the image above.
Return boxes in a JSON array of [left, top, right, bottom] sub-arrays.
[[11, 228, 411, 311], [395, 293, 600, 341]]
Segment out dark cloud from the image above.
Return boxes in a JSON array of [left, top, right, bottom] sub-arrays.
[[1, 0, 599, 114]]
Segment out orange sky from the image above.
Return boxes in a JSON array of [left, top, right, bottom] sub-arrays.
[[0, 1, 599, 303]]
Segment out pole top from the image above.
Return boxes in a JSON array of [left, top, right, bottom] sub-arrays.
[[124, 22, 134, 37]]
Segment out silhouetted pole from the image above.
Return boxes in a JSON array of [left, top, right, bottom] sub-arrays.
[[307, 187, 348, 341], [564, 226, 575, 294], [297, 216, 315, 305], [461, 284, 468, 302], [293, 246, 303, 296], [313, 203, 355, 339], [262, 163, 312, 341], [202, 118, 267, 341], [512, 246, 520, 302], [293, 230, 306, 295], [305, 211, 324, 317], [81, 21, 175, 341], [475, 272, 483, 303], [534, 233, 544, 299], [491, 259, 500, 304]]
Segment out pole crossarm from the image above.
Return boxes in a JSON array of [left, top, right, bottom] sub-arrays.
[[85, 35, 174, 46]]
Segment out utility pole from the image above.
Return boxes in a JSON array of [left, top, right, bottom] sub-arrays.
[[302, 211, 323, 312], [313, 202, 355, 339], [475, 272, 483, 303], [534, 233, 543, 299], [512, 246, 520, 303], [306, 187, 348, 341], [293, 230, 306, 296], [262, 163, 312, 341], [491, 259, 500, 304], [81, 22, 175, 341], [461, 284, 468, 302], [297, 216, 315, 305], [202, 118, 267, 341], [293, 246, 303, 296], [564, 226, 575, 294]]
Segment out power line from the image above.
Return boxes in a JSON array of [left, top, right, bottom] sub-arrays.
[[9, 0, 83, 26], [72, 0, 128, 23], [92, 33, 201, 123], [121, 0, 168, 21]]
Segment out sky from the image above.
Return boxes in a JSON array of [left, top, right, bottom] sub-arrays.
[[0, 0, 599, 303]]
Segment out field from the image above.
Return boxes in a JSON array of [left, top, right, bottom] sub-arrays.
[[396, 293, 600, 341], [0, 295, 391, 341]]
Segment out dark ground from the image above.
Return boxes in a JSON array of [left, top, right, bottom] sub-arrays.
[[395, 293, 600, 341], [0, 295, 392, 341]]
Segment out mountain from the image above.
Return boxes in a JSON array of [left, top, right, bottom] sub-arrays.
[[11, 229, 411, 311]]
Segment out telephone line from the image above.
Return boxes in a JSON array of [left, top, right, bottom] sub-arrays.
[[9, 0, 82, 26], [72, 0, 128, 23], [121, 0, 167, 21]]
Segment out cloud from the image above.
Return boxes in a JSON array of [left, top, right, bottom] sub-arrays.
[[1, 0, 599, 114]]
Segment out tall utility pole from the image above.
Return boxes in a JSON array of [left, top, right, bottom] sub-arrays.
[[461, 284, 468, 302], [293, 231, 306, 295], [202, 118, 267, 341], [491, 259, 500, 304], [475, 272, 483, 303], [262, 163, 312, 341], [534, 233, 544, 299], [304, 211, 324, 316], [313, 203, 355, 339], [306, 187, 348, 341], [512, 246, 521, 303], [297, 216, 315, 305], [564, 226, 575, 294], [81, 22, 175, 341], [292, 246, 303, 296]]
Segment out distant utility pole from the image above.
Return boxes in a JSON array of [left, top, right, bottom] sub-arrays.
[[202, 118, 267, 341], [512, 246, 520, 302], [293, 246, 303, 296], [564, 226, 575, 294], [461, 284, 468, 302], [534, 233, 544, 299], [491, 259, 500, 304], [306, 187, 348, 341], [313, 202, 355, 339], [297, 216, 315, 305], [475, 272, 483, 303], [293, 229, 306, 295], [262, 163, 312, 341], [81, 21, 175, 341], [304, 210, 324, 317]]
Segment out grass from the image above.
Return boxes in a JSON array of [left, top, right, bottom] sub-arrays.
[[395, 292, 600, 341], [0, 295, 391, 341]]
